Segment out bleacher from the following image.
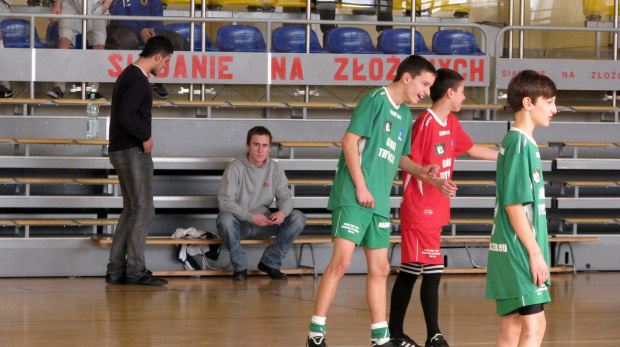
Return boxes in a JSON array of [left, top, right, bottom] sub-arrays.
[[1, 0, 619, 276]]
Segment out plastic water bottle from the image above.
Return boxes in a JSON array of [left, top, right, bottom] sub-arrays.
[[86, 91, 99, 139]]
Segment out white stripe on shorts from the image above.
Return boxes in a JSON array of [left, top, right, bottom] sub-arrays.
[[400, 263, 444, 275]]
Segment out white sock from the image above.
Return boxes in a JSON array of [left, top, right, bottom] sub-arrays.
[[371, 321, 390, 345], [309, 315, 326, 338]]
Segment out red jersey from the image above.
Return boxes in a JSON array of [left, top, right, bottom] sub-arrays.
[[401, 109, 474, 229]]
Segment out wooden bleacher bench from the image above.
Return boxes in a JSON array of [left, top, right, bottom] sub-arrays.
[[88, 231, 598, 276], [553, 217, 618, 234], [274, 141, 337, 158], [6, 138, 109, 156], [287, 102, 342, 108], [552, 180, 618, 197], [0, 98, 48, 105], [548, 141, 617, 158], [228, 101, 284, 107], [51, 99, 108, 105]]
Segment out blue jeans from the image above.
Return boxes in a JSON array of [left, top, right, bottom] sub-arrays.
[[107, 147, 155, 277], [216, 210, 306, 272]]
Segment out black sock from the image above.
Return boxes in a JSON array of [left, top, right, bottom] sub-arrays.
[[389, 270, 419, 338], [420, 273, 442, 341]]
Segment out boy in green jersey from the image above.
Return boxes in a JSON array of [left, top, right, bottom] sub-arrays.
[[486, 70, 557, 347], [307, 55, 438, 347]]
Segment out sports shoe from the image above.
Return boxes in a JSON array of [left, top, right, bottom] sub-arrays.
[[105, 271, 126, 285], [0, 85, 13, 98], [125, 269, 168, 286], [393, 334, 422, 347], [307, 336, 327, 347], [151, 83, 169, 99], [425, 334, 449, 347], [371, 339, 399, 346], [46, 86, 64, 99], [257, 261, 287, 280], [232, 269, 247, 281]]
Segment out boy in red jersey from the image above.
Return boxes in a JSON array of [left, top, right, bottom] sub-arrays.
[[389, 69, 498, 347]]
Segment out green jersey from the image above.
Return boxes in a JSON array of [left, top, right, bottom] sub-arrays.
[[327, 87, 412, 218], [486, 128, 551, 300]]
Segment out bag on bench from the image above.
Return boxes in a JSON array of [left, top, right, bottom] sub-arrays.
[[172, 227, 221, 270]]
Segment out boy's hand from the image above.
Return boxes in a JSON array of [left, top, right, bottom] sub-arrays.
[[433, 179, 457, 197], [355, 185, 375, 209], [418, 163, 439, 180], [530, 252, 549, 287]]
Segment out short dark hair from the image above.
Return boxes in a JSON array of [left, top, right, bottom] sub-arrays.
[[507, 70, 557, 112], [393, 55, 436, 82], [246, 126, 272, 145], [139, 36, 174, 58], [430, 68, 464, 102]]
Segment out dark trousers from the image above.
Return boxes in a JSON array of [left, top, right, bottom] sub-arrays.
[[107, 147, 155, 277]]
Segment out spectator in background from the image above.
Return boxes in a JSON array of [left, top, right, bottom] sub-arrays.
[[106, 0, 189, 99], [47, 0, 113, 100], [0, 0, 13, 98], [216, 126, 306, 281]]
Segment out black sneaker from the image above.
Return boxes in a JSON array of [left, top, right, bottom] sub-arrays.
[[0, 85, 12, 98], [371, 339, 399, 347], [257, 261, 287, 280], [393, 334, 422, 347], [105, 271, 126, 285], [232, 269, 247, 281], [46, 86, 64, 99], [425, 334, 449, 347], [151, 83, 169, 99], [126, 269, 168, 286], [307, 336, 327, 347]]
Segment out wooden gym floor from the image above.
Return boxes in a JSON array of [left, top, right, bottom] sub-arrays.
[[0, 272, 618, 346]]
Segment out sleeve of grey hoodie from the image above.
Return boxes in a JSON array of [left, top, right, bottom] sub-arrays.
[[274, 164, 294, 217], [217, 164, 255, 223]]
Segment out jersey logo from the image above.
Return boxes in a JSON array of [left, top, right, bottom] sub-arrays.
[[141, 0, 148, 4], [533, 168, 541, 184], [384, 120, 392, 133], [398, 129, 404, 142], [263, 182, 270, 187], [435, 143, 445, 156]]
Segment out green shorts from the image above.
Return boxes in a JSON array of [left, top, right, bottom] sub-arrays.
[[331, 206, 392, 248], [496, 285, 551, 316]]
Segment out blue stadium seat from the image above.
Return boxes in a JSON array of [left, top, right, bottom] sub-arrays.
[[1, 19, 47, 48], [432, 29, 484, 55], [164, 23, 217, 51], [377, 28, 434, 55], [326, 27, 382, 54], [217, 25, 266, 52], [272, 26, 326, 53]]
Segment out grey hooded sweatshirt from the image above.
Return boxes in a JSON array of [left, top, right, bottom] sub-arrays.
[[217, 154, 294, 223]]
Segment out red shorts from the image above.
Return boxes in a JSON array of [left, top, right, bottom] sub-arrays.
[[400, 227, 443, 264]]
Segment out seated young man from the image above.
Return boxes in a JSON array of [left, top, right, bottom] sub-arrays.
[[216, 126, 306, 281]]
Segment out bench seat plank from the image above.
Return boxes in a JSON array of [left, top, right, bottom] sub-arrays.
[[75, 139, 109, 145], [276, 141, 335, 147], [229, 101, 283, 107], [14, 219, 74, 226], [76, 219, 119, 225], [287, 102, 341, 108], [570, 106, 618, 111], [15, 138, 75, 144], [171, 101, 226, 106], [75, 178, 120, 184], [15, 178, 74, 184]]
